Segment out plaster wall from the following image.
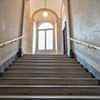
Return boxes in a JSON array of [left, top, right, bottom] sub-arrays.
[[23, 0, 33, 54], [23, 2, 63, 54], [69, 0, 100, 78], [30, 0, 62, 18], [0, 0, 23, 65], [62, 1, 67, 27], [61, 0, 71, 56]]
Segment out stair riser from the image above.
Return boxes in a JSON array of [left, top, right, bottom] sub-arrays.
[[23, 55, 67, 57], [2, 73, 92, 78], [15, 60, 76, 63], [11, 66, 82, 69], [14, 62, 78, 64], [7, 69, 86, 72], [8, 67, 84, 70], [17, 58, 75, 60], [19, 58, 75, 61], [0, 87, 100, 95], [0, 97, 100, 100], [0, 79, 98, 85], [12, 64, 80, 66], [11, 65, 81, 67], [23, 55, 66, 56], [20, 57, 70, 58], [14, 61, 77, 63]]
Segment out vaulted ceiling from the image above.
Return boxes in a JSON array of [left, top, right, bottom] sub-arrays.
[[30, 0, 62, 18]]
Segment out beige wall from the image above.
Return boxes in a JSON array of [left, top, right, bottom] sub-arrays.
[[23, 0, 63, 54], [30, 0, 62, 18], [69, 0, 100, 73], [23, 0, 33, 54], [0, 0, 23, 65]]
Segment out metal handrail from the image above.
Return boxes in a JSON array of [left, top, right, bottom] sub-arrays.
[[0, 35, 24, 48], [68, 38, 100, 50]]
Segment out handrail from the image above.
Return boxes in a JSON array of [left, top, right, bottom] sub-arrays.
[[68, 38, 100, 50], [0, 35, 24, 48]]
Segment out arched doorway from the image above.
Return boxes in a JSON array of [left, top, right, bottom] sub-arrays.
[[38, 22, 54, 51]]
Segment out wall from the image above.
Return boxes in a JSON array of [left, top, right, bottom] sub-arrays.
[[23, 0, 63, 54], [23, 0, 33, 54], [69, 0, 100, 79], [63, 0, 71, 56], [33, 11, 62, 54], [30, 0, 62, 18], [0, 0, 23, 69]]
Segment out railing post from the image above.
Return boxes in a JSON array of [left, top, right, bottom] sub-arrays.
[[17, 48, 23, 58], [70, 49, 74, 58]]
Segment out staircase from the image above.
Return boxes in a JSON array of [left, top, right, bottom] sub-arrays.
[[0, 54, 100, 100]]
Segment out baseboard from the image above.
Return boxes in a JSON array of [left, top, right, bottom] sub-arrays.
[[75, 54, 100, 80], [0, 54, 17, 73]]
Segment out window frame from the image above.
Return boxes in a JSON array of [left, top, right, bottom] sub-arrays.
[[37, 22, 54, 51]]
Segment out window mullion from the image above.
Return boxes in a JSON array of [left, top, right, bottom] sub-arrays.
[[45, 30, 46, 50]]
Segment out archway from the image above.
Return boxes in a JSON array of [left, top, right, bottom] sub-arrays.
[[32, 9, 62, 54]]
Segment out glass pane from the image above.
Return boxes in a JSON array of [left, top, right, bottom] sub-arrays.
[[46, 30, 53, 50], [38, 31, 45, 50], [39, 22, 53, 30]]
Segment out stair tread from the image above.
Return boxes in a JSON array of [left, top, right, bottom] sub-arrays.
[[0, 77, 97, 81], [0, 54, 99, 97], [9, 67, 84, 69], [0, 85, 100, 87], [0, 95, 100, 99], [3, 72, 90, 73]]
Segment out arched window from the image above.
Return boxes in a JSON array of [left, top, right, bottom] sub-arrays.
[[39, 22, 53, 29], [38, 22, 53, 50]]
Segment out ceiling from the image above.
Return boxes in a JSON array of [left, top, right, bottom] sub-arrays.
[[30, 0, 62, 18]]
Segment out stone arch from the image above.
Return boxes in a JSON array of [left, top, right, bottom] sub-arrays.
[[31, 8, 59, 20], [38, 21, 54, 29]]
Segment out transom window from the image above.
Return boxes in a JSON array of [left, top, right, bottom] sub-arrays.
[[38, 22, 53, 50]]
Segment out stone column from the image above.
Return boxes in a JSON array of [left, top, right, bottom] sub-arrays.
[[23, 0, 34, 54], [57, 19, 63, 54]]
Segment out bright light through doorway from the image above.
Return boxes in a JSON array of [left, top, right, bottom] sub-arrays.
[[38, 22, 53, 50]]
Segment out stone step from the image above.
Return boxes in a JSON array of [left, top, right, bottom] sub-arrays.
[[11, 66, 82, 69], [11, 64, 81, 67], [6, 69, 86, 73], [23, 54, 67, 57], [0, 95, 100, 100], [0, 85, 100, 95], [22, 57, 68, 59], [22, 56, 68, 58], [19, 58, 75, 60], [17, 58, 75, 60], [15, 60, 77, 63], [7, 67, 86, 72], [12, 63, 80, 66], [9, 67, 85, 69], [2, 72, 92, 78], [13, 62, 79, 65], [0, 78, 98, 85]]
